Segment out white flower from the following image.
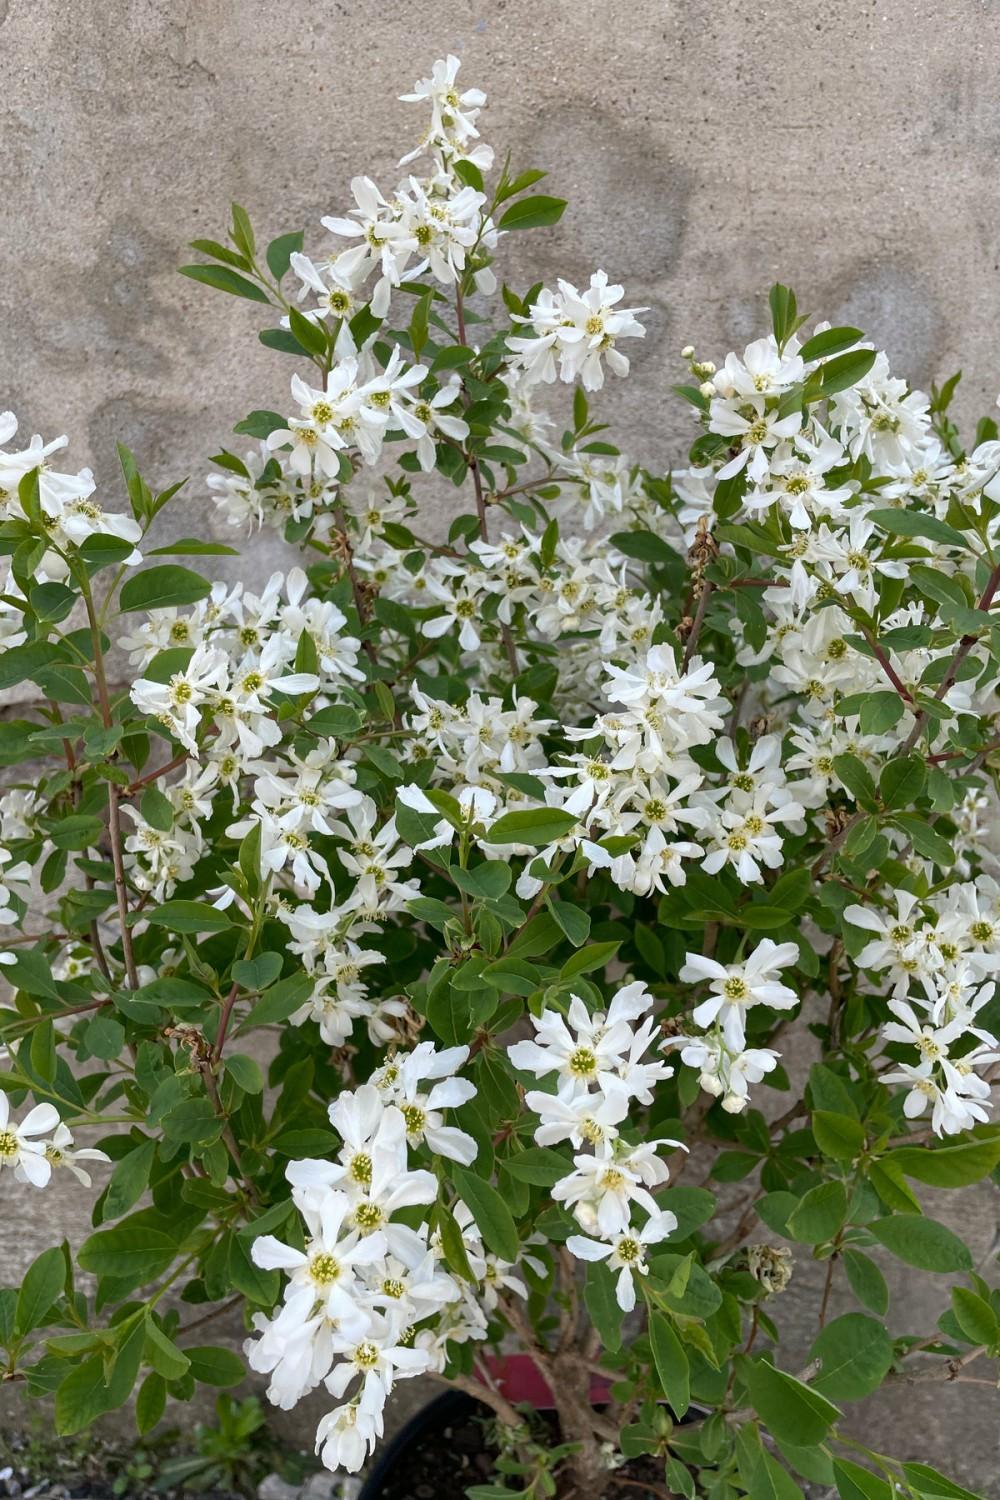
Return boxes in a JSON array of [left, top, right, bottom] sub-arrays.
[[44, 1124, 111, 1187], [509, 272, 647, 392], [552, 1139, 677, 1238], [251, 1189, 388, 1319], [509, 984, 653, 1099], [523, 1085, 630, 1149], [130, 643, 229, 753], [680, 941, 799, 1049], [709, 396, 802, 483], [567, 1212, 677, 1311], [0, 1094, 60, 1187], [668, 1032, 780, 1114], [376, 1043, 478, 1164], [315, 1400, 381, 1474]]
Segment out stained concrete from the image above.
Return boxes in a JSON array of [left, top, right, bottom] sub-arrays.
[[3, 0, 1000, 1488]]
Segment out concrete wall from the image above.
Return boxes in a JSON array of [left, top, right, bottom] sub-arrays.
[[3, 0, 1000, 1487], [3, 0, 1000, 545]]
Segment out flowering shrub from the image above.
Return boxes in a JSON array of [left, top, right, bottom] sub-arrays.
[[2, 52, 1000, 1500]]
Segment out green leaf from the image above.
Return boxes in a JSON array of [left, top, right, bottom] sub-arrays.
[[16, 1247, 65, 1335], [812, 1111, 865, 1161], [120, 565, 212, 613], [743, 1358, 840, 1446], [608, 530, 676, 564], [833, 1458, 894, 1500], [146, 900, 232, 934], [832, 753, 877, 809], [559, 940, 620, 979], [751, 1449, 806, 1500], [0, 640, 65, 692], [798, 326, 864, 361], [649, 1312, 690, 1418], [84, 1013, 126, 1060], [55, 1355, 115, 1434], [501, 1146, 570, 1186], [450, 862, 513, 901], [886, 1136, 1000, 1187], [485, 807, 578, 844], [842, 1248, 889, 1316], [951, 1286, 1000, 1347], [304, 705, 365, 738], [813, 347, 877, 397], [879, 754, 926, 809], [497, 195, 567, 231], [584, 1261, 622, 1353], [185, 1345, 246, 1387], [234, 409, 286, 439], [144, 1317, 191, 1380], [232, 952, 283, 990], [179, 264, 271, 303], [162, 1096, 222, 1145], [224, 1053, 264, 1094], [867, 508, 969, 550], [430, 345, 476, 374], [453, 1168, 519, 1261], [78, 1218, 177, 1285], [786, 1180, 848, 1243], [140, 785, 174, 833], [265, 230, 304, 281], [241, 972, 314, 1029], [900, 1463, 984, 1500], [546, 898, 591, 946], [288, 305, 329, 357], [858, 692, 905, 735], [664, 1185, 717, 1240], [769, 284, 800, 349], [148, 538, 239, 556], [436, 1202, 475, 1282], [104, 1138, 157, 1220], [135, 1372, 167, 1435], [893, 813, 955, 867], [869, 1214, 972, 1272], [808, 1313, 893, 1400]]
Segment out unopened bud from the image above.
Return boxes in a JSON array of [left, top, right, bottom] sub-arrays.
[[699, 381, 717, 399], [693, 360, 716, 378], [681, 344, 695, 359]]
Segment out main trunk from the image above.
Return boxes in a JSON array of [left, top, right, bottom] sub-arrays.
[[553, 1355, 608, 1499]]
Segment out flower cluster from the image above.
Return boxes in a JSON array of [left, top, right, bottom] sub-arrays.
[[847, 881, 1000, 1134], [0, 1095, 108, 1188], [246, 1048, 525, 1472], [664, 940, 800, 1114], [510, 982, 680, 1310]]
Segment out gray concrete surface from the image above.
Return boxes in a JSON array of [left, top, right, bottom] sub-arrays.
[[3, 0, 1000, 1489]]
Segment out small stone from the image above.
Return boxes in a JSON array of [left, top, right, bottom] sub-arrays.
[[301, 1475, 341, 1500], [257, 1475, 302, 1500]]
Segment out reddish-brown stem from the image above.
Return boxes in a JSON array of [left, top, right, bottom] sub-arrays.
[[455, 282, 519, 676], [682, 580, 714, 670], [81, 579, 139, 989], [126, 746, 192, 794], [212, 982, 240, 1064], [862, 626, 915, 703], [332, 499, 379, 669]]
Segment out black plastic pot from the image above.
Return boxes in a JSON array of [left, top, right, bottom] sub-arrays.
[[359, 1386, 674, 1499], [359, 1389, 489, 1499]]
